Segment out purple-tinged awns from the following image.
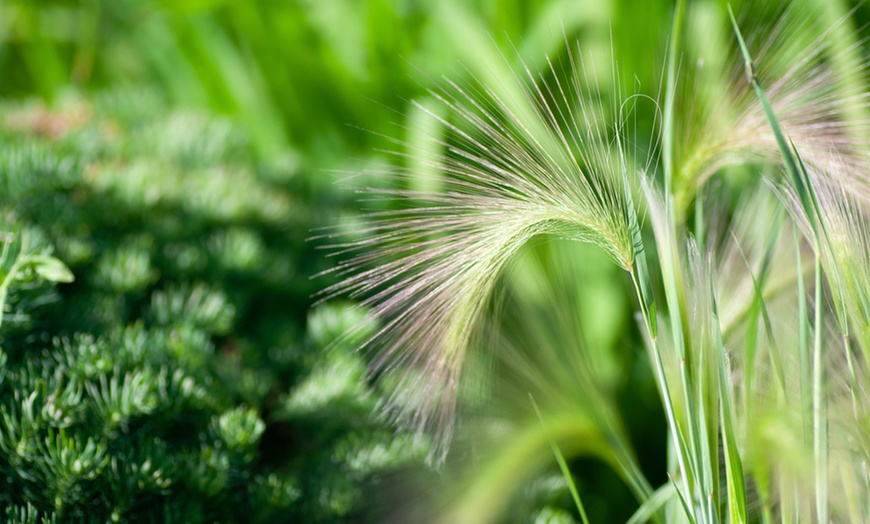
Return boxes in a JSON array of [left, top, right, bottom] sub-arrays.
[[319, 41, 641, 458]]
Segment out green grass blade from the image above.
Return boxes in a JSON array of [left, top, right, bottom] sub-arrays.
[[670, 474, 698, 524], [710, 275, 748, 524], [730, 215, 787, 402], [530, 395, 590, 524], [794, 227, 812, 444], [694, 187, 705, 253], [727, 7, 815, 233], [629, 270, 694, 521], [663, 0, 686, 195], [812, 251, 828, 523], [626, 483, 676, 524], [660, 6, 719, 517]]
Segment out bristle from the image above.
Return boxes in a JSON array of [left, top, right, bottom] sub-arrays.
[[320, 43, 640, 458], [321, 5, 870, 518], [675, 4, 870, 210]]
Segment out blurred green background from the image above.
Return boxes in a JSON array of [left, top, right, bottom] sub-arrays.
[[0, 0, 867, 522]]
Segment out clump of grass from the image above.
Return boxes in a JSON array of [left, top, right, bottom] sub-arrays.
[[327, 2, 870, 521], [318, 40, 645, 459]]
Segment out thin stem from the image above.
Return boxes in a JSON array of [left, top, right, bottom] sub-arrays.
[[663, 0, 686, 198], [530, 395, 590, 524], [630, 271, 694, 521], [813, 251, 828, 523]]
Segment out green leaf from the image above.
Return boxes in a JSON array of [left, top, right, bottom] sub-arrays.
[[29, 255, 74, 284], [626, 483, 676, 524], [531, 395, 590, 524]]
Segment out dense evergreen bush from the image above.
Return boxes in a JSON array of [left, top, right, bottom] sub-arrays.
[[0, 93, 427, 522]]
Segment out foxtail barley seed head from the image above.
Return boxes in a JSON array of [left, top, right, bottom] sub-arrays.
[[318, 42, 642, 458], [675, 6, 870, 210], [318, 11, 870, 502]]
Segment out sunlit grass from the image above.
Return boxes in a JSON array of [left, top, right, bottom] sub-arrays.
[[334, 2, 870, 522]]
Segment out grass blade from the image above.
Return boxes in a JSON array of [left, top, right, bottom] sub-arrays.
[[727, 7, 814, 231], [710, 272, 748, 524], [530, 395, 590, 524], [812, 248, 828, 523], [626, 483, 676, 524]]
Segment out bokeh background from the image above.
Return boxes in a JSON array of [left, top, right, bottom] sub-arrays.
[[0, 0, 866, 522]]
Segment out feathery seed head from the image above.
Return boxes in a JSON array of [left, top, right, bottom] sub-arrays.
[[674, 4, 870, 212], [319, 42, 641, 458]]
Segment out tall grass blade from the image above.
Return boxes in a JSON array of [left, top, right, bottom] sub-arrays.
[[670, 474, 698, 524], [662, 0, 686, 195], [794, 227, 812, 445], [709, 269, 747, 524], [812, 248, 828, 523], [531, 395, 590, 524], [727, 7, 815, 234], [626, 483, 676, 524]]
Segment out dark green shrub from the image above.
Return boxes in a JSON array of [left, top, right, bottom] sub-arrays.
[[0, 95, 426, 523]]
